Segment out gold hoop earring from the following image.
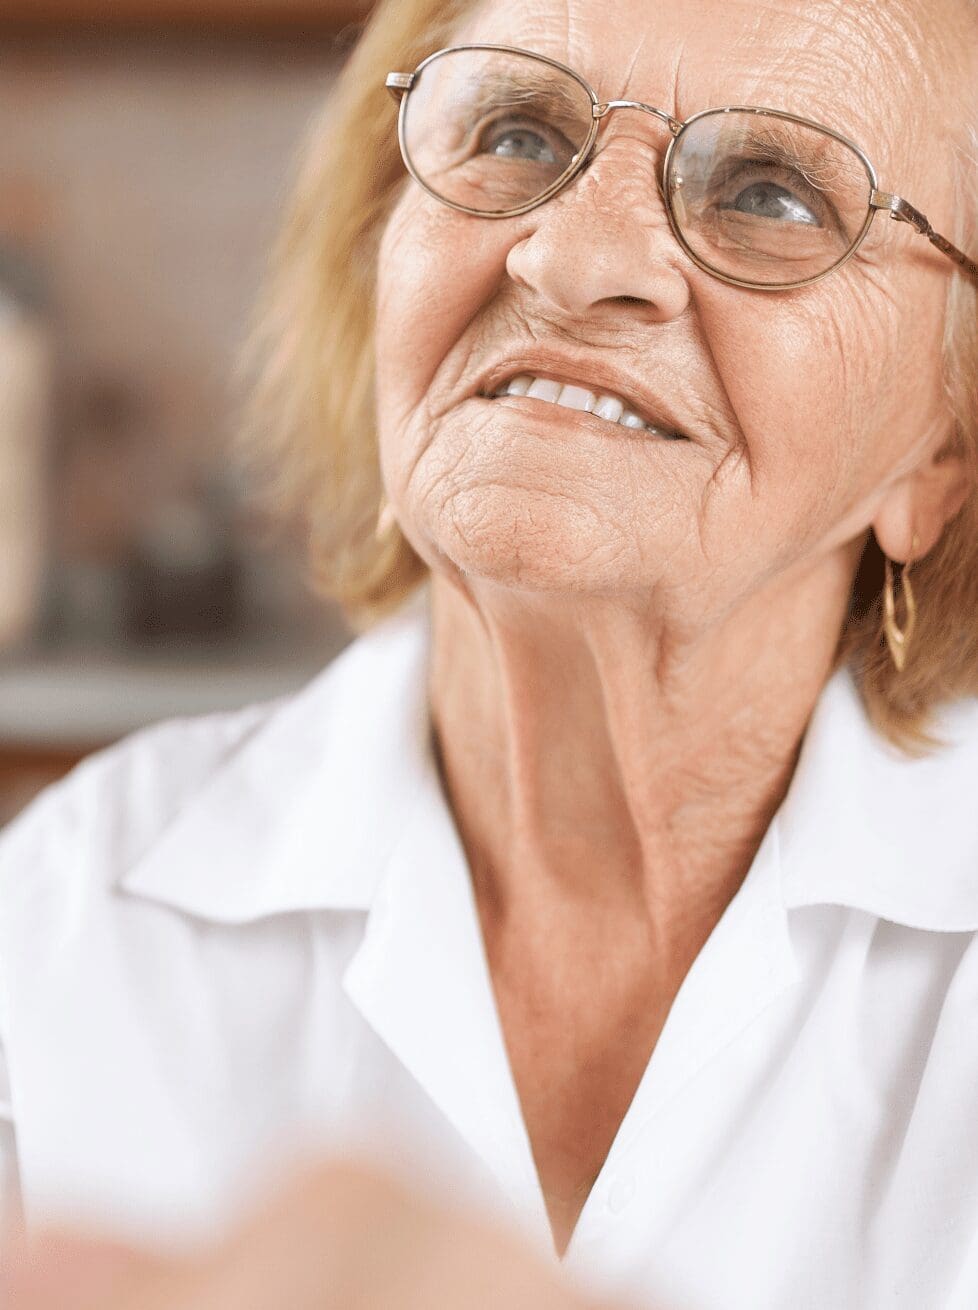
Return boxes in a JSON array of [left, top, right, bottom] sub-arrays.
[[374, 491, 398, 543], [883, 532, 920, 673]]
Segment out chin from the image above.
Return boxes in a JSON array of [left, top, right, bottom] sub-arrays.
[[408, 482, 637, 594]]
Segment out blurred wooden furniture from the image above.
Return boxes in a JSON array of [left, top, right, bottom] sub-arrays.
[[0, 742, 97, 827], [0, 0, 373, 29]]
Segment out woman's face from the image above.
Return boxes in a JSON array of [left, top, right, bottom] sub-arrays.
[[374, 0, 969, 628]]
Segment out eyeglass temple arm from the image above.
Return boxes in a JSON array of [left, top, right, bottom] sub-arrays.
[[872, 190, 978, 283]]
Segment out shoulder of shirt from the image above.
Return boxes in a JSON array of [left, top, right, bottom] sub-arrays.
[[0, 585, 431, 930], [0, 688, 290, 890], [0, 691, 286, 1047]]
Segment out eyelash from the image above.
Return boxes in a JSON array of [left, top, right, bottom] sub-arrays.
[[474, 114, 573, 155], [707, 157, 839, 226]]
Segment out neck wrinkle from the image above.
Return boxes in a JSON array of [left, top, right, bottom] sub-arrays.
[[426, 559, 850, 959]]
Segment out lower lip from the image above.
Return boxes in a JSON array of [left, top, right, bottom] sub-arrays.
[[479, 395, 688, 442]]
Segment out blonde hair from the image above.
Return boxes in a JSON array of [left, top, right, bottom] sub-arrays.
[[236, 0, 978, 757]]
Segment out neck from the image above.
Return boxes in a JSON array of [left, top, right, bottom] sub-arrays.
[[428, 545, 860, 971]]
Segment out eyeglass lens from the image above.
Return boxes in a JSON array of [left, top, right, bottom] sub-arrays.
[[400, 47, 877, 286]]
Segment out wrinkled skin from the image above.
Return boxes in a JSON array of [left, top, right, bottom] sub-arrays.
[[373, 0, 975, 956], [4, 0, 976, 1301], [373, 0, 976, 1255], [376, 0, 971, 603]]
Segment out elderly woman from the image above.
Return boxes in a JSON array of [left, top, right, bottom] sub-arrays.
[[2, 0, 978, 1306]]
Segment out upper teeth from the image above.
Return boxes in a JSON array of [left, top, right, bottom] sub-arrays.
[[488, 375, 684, 439]]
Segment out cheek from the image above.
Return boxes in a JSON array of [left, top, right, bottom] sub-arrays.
[[374, 199, 507, 438], [694, 279, 899, 541]]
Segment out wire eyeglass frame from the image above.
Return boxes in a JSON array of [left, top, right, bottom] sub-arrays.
[[385, 42, 978, 293]]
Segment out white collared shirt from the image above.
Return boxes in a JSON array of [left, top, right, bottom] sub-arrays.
[[2, 584, 978, 1310]]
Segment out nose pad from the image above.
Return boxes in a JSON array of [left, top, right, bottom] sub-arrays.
[[668, 174, 688, 227]]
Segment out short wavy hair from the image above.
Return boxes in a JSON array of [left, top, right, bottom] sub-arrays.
[[236, 0, 978, 757]]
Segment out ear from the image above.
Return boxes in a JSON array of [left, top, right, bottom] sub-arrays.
[[871, 447, 973, 564]]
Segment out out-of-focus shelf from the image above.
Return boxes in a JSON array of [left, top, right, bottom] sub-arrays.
[[0, 642, 344, 750], [0, 0, 372, 30], [0, 641, 349, 826]]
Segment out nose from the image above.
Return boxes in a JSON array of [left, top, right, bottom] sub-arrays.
[[504, 105, 692, 324]]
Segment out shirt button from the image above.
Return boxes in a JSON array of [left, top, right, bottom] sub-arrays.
[[607, 1174, 635, 1214]]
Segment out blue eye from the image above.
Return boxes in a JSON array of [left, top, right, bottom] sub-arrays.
[[484, 125, 555, 162], [482, 124, 559, 164], [724, 181, 819, 225], [487, 129, 549, 161]]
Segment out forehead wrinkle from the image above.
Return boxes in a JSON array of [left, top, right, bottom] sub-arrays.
[[454, 0, 572, 55], [678, 0, 934, 183], [933, 0, 978, 142], [459, 0, 957, 190], [812, 0, 938, 169], [462, 0, 682, 106]]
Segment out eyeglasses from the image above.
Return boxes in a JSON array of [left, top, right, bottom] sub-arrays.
[[385, 43, 978, 292]]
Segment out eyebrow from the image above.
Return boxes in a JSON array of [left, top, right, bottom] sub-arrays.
[[729, 120, 860, 195], [450, 69, 592, 136]]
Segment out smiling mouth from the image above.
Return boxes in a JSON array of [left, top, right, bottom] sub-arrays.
[[479, 374, 689, 441]]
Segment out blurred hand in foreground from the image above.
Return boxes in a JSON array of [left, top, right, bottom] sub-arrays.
[[0, 1156, 640, 1310]]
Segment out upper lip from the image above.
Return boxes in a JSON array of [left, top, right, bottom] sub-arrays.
[[476, 351, 691, 438]]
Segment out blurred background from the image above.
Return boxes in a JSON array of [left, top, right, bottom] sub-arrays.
[[0, 0, 376, 826]]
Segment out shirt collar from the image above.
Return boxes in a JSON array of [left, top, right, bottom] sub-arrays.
[[118, 588, 978, 933], [117, 584, 434, 920], [777, 661, 978, 930]]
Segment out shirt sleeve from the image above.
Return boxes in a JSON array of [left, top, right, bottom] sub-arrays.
[[0, 783, 64, 1243], [0, 1035, 23, 1235], [0, 819, 26, 1237]]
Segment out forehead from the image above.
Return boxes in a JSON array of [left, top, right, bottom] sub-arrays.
[[453, 0, 958, 193]]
